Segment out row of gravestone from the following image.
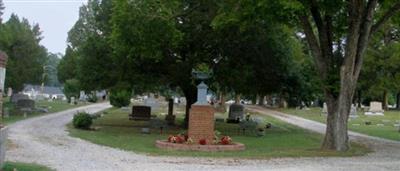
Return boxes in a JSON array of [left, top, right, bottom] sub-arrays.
[[7, 94, 47, 116], [322, 101, 385, 117]]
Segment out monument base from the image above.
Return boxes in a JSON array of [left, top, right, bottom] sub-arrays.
[[155, 140, 245, 152], [188, 105, 215, 144]]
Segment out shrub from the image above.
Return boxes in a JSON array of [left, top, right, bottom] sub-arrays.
[[73, 112, 93, 129], [110, 82, 131, 107], [87, 93, 98, 103], [63, 79, 81, 103], [110, 90, 131, 107]]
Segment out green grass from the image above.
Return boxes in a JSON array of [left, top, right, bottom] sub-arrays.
[[280, 108, 400, 141], [68, 107, 370, 158], [1, 97, 88, 125], [2, 162, 53, 171]]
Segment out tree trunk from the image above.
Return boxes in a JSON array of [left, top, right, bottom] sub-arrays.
[[251, 95, 257, 105], [322, 68, 356, 151], [298, 0, 400, 152], [357, 90, 362, 108], [182, 87, 197, 129], [396, 92, 400, 110], [168, 98, 174, 116], [258, 95, 265, 106], [383, 90, 389, 110]]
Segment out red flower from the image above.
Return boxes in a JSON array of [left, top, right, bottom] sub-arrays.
[[175, 136, 184, 143], [199, 138, 207, 145], [167, 135, 174, 142], [220, 136, 232, 145]]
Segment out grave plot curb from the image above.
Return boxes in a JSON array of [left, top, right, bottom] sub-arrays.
[[0, 126, 8, 169]]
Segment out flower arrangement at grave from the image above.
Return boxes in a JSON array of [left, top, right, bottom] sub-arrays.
[[220, 136, 232, 145], [199, 138, 207, 145], [186, 137, 194, 144], [167, 134, 185, 144]]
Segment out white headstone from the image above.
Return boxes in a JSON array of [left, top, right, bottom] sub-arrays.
[[7, 87, 12, 97], [349, 104, 358, 118], [0, 68, 6, 91], [70, 97, 75, 105], [195, 82, 208, 105], [369, 101, 383, 112], [322, 103, 328, 114], [79, 91, 86, 101], [365, 101, 384, 116], [144, 97, 159, 112]]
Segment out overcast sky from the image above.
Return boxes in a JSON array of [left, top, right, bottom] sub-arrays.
[[3, 0, 87, 54]]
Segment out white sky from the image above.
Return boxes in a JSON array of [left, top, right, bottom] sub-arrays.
[[3, 0, 87, 54]]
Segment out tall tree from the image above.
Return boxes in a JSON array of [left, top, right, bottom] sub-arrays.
[[0, 0, 4, 24], [45, 53, 61, 87], [0, 14, 47, 91], [218, 0, 400, 151], [57, 46, 78, 83], [296, 0, 400, 151], [60, 0, 114, 91], [112, 0, 219, 127]]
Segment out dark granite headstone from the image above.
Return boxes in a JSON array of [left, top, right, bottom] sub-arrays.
[[10, 94, 29, 104], [16, 99, 35, 110], [129, 106, 151, 120], [227, 104, 244, 123]]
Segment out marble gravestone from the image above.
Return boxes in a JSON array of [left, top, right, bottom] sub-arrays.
[[70, 97, 76, 105], [365, 101, 384, 116], [7, 87, 12, 97], [322, 103, 328, 115], [349, 104, 358, 118], [144, 95, 159, 113], [79, 91, 87, 101], [10, 93, 29, 104]]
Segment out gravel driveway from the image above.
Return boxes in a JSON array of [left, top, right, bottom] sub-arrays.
[[5, 103, 400, 171]]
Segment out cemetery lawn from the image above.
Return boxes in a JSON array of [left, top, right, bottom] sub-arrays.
[[280, 108, 400, 141], [2, 162, 53, 171], [68, 107, 370, 158], [0, 98, 88, 125]]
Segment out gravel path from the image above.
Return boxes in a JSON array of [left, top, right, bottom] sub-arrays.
[[5, 103, 400, 171]]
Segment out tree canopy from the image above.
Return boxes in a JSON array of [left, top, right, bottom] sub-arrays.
[[0, 14, 48, 91]]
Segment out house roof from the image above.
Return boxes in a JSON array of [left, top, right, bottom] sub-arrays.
[[23, 84, 64, 95]]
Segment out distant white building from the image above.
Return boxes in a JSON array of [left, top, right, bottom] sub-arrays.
[[22, 84, 66, 100]]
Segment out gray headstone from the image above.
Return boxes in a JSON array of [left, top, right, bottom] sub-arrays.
[[10, 93, 29, 104], [70, 97, 75, 105], [79, 91, 86, 101], [349, 104, 358, 118], [16, 99, 35, 110], [144, 97, 159, 112], [322, 103, 328, 114], [195, 82, 208, 105], [3, 108, 9, 118], [7, 87, 12, 97], [228, 104, 244, 121]]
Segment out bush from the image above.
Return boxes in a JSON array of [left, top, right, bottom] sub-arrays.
[[63, 79, 81, 103], [87, 93, 98, 103], [72, 112, 93, 129], [110, 90, 131, 107], [110, 82, 131, 107]]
